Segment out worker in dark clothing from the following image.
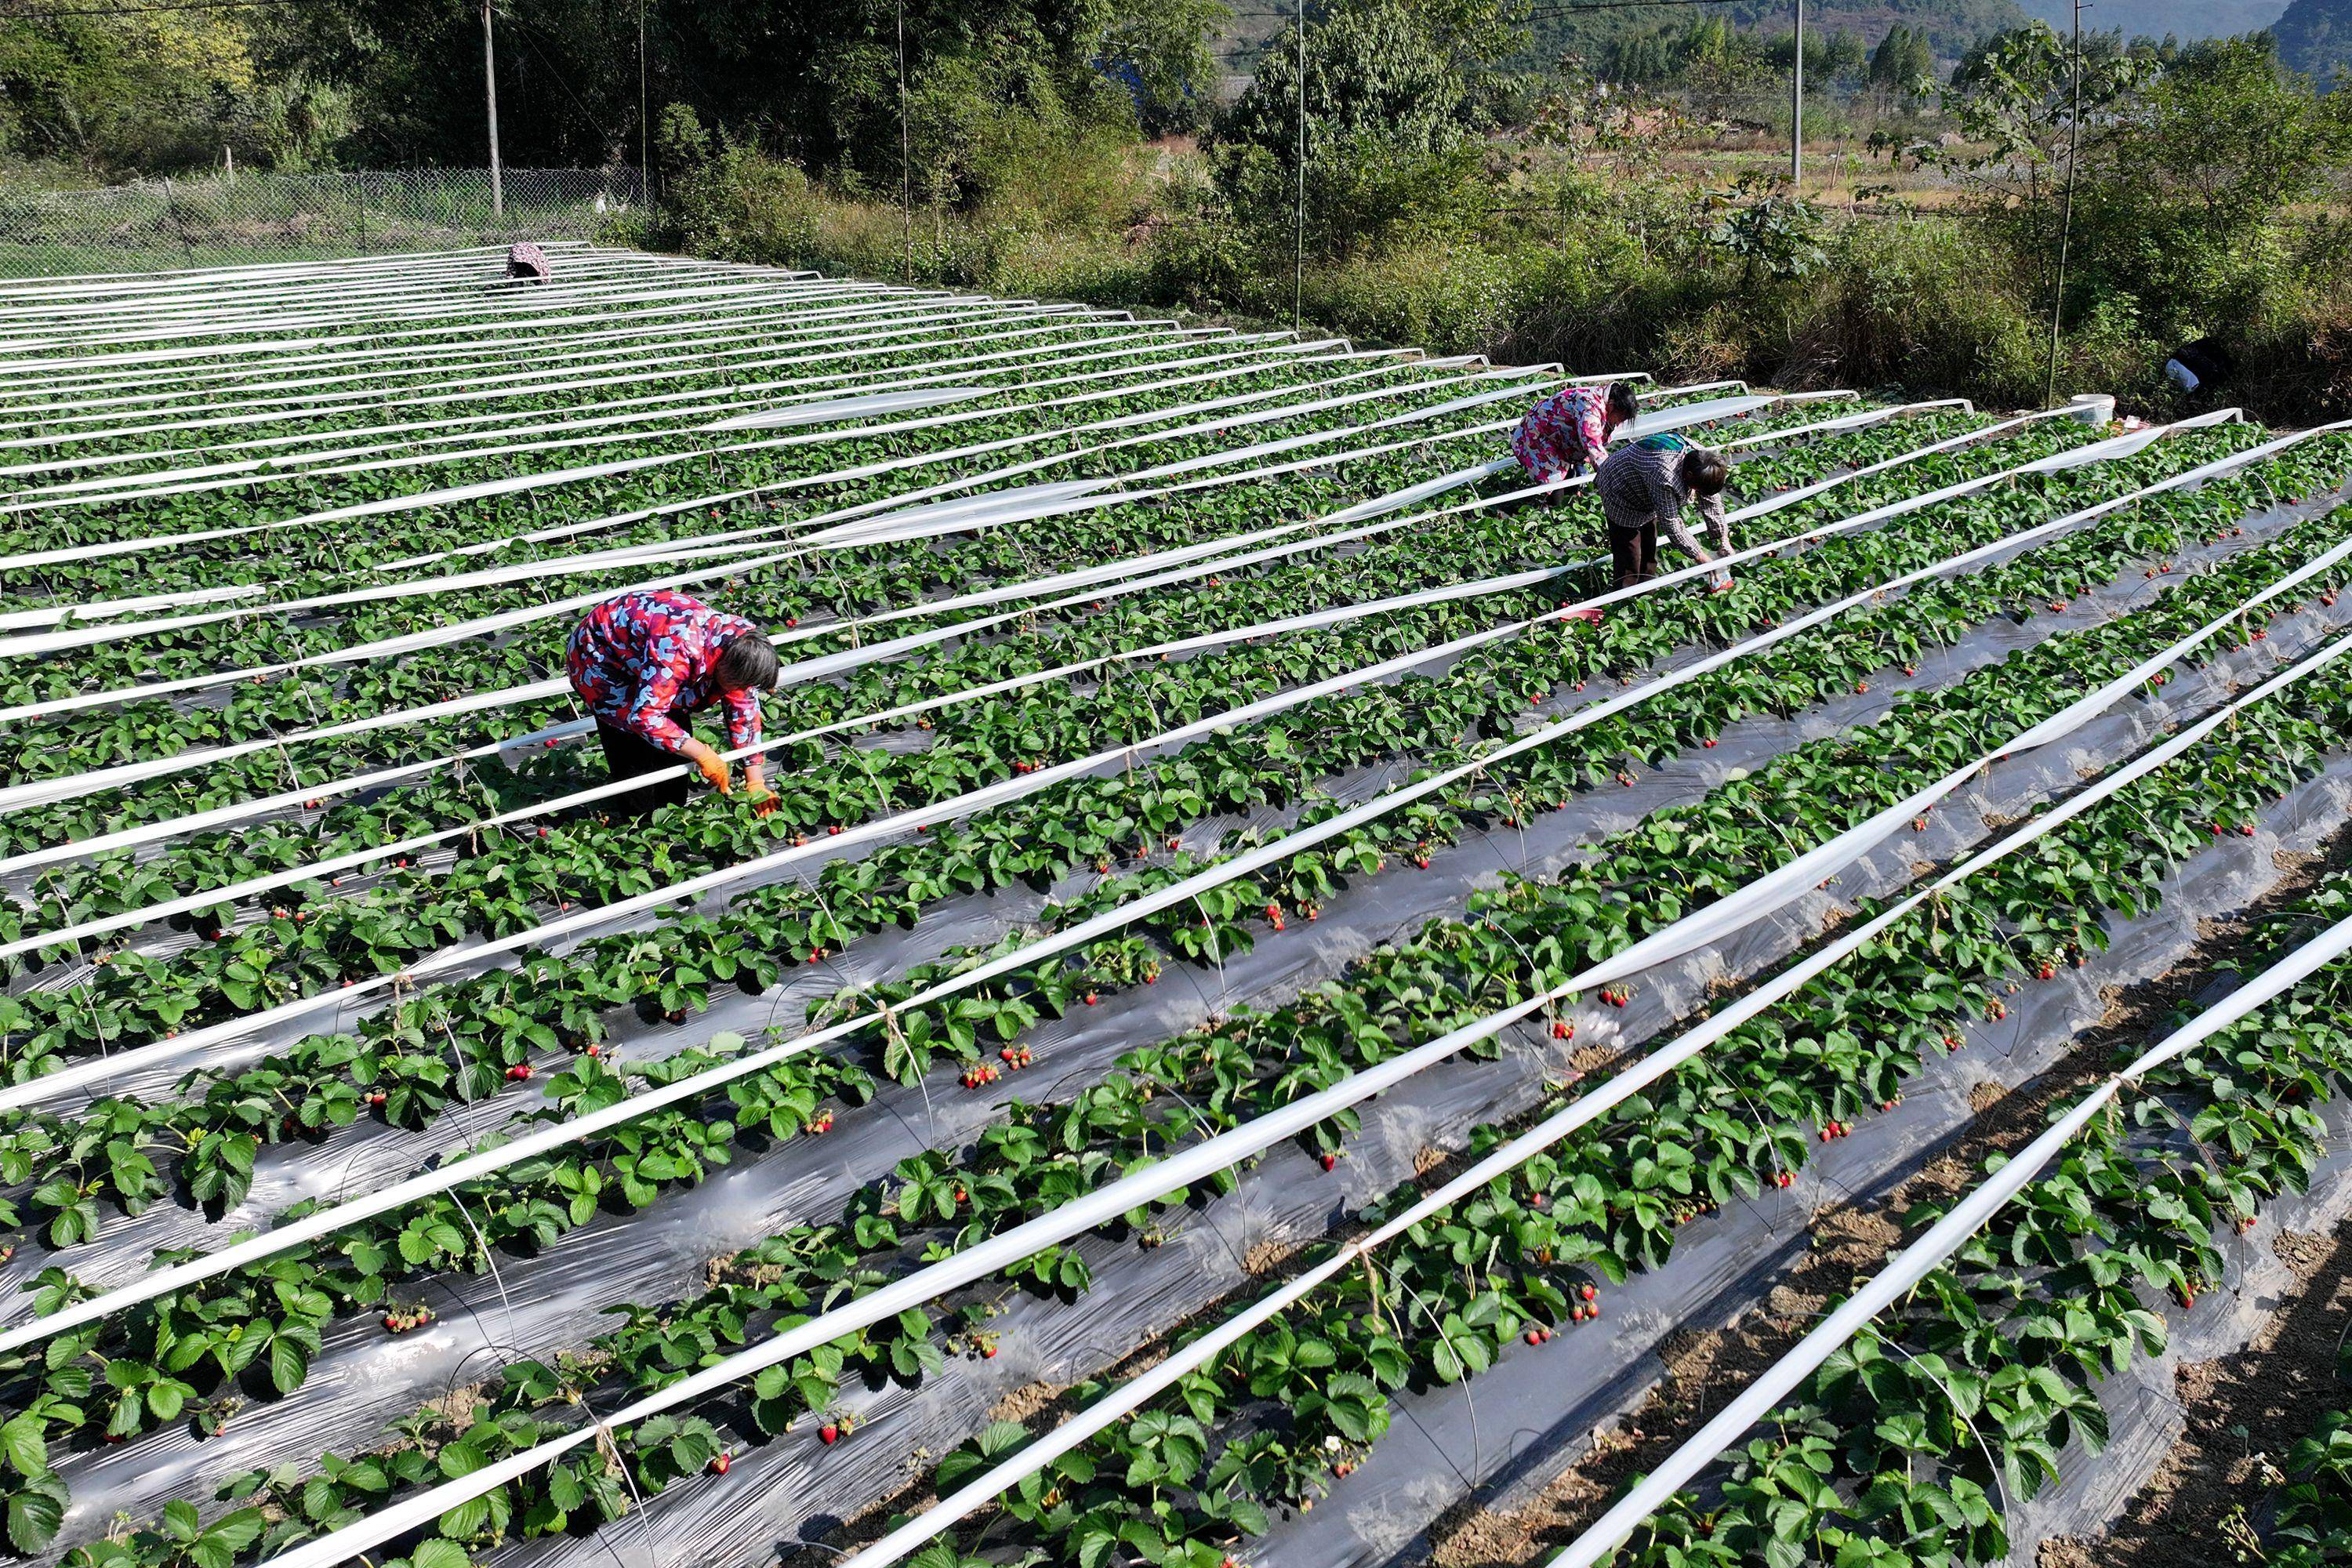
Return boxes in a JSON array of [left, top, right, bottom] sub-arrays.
[[2164, 337, 2235, 397], [1594, 432, 1737, 593], [564, 588, 781, 819]]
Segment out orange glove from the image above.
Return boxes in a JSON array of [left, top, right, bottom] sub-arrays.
[[686, 743, 731, 793], [747, 779, 778, 817]]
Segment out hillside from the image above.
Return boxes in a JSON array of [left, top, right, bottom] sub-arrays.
[[1525, 0, 2030, 71], [2016, 0, 2288, 38], [2274, 0, 2352, 78]]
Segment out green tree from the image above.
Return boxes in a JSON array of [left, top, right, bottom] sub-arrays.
[[1222, 0, 1526, 165], [2074, 36, 2352, 336], [1216, 0, 1523, 260], [0, 7, 334, 173]]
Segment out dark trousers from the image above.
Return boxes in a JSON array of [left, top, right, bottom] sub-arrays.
[[594, 720, 692, 821], [1610, 521, 1661, 590]]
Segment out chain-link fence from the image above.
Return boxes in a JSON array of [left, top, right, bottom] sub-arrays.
[[0, 167, 648, 277]]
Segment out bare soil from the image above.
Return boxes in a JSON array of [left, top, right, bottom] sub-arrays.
[[2035, 1221, 2352, 1566], [1425, 819, 2352, 1568]]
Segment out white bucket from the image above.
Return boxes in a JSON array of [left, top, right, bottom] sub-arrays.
[[2067, 392, 2118, 426]]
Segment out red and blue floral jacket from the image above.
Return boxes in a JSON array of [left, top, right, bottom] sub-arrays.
[[564, 589, 764, 756], [1510, 383, 1617, 483]]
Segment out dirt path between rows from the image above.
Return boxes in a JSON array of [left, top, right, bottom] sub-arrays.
[[2037, 1220, 2352, 1567]]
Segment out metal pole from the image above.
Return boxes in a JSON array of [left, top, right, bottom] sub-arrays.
[[1790, 0, 1803, 186], [481, 0, 505, 220], [639, 0, 651, 201], [2044, 0, 2084, 406], [1292, 0, 1305, 331], [898, 0, 913, 282]]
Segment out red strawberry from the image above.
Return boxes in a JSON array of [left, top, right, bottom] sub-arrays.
[[819, 1424, 840, 1445], [710, 1452, 731, 1475], [1581, 1283, 1597, 1301], [1319, 1152, 1338, 1171]]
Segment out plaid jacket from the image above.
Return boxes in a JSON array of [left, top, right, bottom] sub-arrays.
[[1595, 433, 1733, 582]]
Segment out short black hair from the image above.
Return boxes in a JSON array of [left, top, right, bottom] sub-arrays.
[[1681, 449, 1730, 496], [1606, 382, 1639, 423], [715, 631, 782, 692]]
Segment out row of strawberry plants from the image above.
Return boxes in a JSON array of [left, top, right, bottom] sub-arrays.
[[4, 429, 2336, 1512], [2, 378, 1549, 720], [5, 405, 1976, 947], [10, 374, 1740, 631], [2, 350, 1490, 609], [0, 416, 2288, 1301], [2, 358, 1515, 583], [17, 392, 1824, 737], [9, 336, 1430, 553], [11, 318, 1247, 472], [0, 396, 1547, 811], [0, 285, 1058, 437], [2, 274, 1022, 395], [42, 477, 2352, 1568], [1609, 854, 2352, 1568], [0, 417, 2225, 1128]]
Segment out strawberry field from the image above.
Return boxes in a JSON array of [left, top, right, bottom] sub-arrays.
[[3, 242, 2352, 1568]]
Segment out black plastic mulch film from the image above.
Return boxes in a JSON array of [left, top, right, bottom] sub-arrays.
[[28, 459, 2333, 1561], [473, 484, 2352, 1568], [3, 289, 2316, 1568]]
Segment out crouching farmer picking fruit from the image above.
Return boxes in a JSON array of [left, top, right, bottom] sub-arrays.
[[1593, 431, 1737, 593], [565, 588, 782, 820], [1509, 379, 1639, 489]]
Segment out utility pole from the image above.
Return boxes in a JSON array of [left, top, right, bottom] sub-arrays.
[[1293, 0, 1305, 331], [1790, 0, 1803, 186], [639, 0, 651, 201], [481, 0, 504, 218], [897, 0, 913, 282], [2044, 0, 2085, 405]]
